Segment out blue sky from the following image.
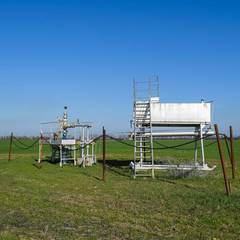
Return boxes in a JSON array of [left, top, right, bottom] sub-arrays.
[[0, 0, 240, 136]]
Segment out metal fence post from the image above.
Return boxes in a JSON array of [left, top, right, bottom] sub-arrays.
[[103, 127, 106, 181], [230, 126, 235, 179], [8, 132, 13, 162], [214, 124, 231, 196]]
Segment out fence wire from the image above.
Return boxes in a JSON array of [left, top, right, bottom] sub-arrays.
[[10, 132, 229, 152], [12, 138, 40, 150], [106, 134, 219, 150]]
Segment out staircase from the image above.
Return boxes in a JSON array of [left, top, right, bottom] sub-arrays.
[[133, 76, 159, 178]]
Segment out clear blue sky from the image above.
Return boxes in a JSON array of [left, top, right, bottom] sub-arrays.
[[0, 0, 239, 136]]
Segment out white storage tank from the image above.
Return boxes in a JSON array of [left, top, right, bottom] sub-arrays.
[[151, 101, 211, 126]]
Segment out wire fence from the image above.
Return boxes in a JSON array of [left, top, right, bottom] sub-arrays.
[[12, 137, 40, 150], [106, 134, 224, 150], [9, 132, 230, 152]]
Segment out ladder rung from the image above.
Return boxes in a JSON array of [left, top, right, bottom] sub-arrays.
[[135, 156, 152, 159], [136, 135, 150, 137], [135, 151, 151, 153], [135, 174, 152, 177], [136, 146, 151, 148], [135, 113, 150, 115], [135, 121, 150, 123], [135, 117, 150, 119], [135, 136, 150, 138]]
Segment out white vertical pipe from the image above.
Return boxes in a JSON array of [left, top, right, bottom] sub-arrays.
[[81, 126, 85, 158], [60, 144, 63, 167], [200, 123, 205, 166], [86, 126, 89, 157], [194, 136, 198, 166], [74, 147, 76, 165]]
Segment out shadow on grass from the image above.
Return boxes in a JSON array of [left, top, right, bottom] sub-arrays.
[[32, 163, 40, 169], [81, 172, 102, 181], [98, 159, 131, 168], [34, 158, 59, 165], [98, 159, 132, 178]]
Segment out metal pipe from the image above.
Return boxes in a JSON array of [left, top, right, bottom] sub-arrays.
[[60, 145, 63, 167], [142, 131, 215, 137], [81, 127, 85, 158], [133, 78, 136, 179], [74, 145, 76, 166], [8, 132, 13, 162], [194, 136, 198, 166], [215, 124, 231, 196], [86, 126, 89, 157], [200, 123, 205, 166]]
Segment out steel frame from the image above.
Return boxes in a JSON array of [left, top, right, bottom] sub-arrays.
[[132, 77, 216, 178], [38, 107, 96, 167]]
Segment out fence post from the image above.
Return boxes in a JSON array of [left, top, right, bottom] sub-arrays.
[[40, 133, 43, 169], [214, 124, 231, 196], [230, 126, 235, 179], [8, 132, 13, 162], [103, 127, 106, 181]]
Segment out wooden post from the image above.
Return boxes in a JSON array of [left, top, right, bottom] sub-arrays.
[[8, 132, 13, 162], [230, 126, 235, 179], [214, 124, 231, 196], [103, 127, 106, 181], [40, 133, 43, 169], [224, 135, 231, 163]]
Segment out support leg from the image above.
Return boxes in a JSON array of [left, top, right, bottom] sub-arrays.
[[74, 146, 76, 165], [194, 136, 198, 166], [200, 123, 205, 166], [60, 145, 63, 167]]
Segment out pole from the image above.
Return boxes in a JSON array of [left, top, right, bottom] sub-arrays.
[[230, 126, 235, 179], [40, 133, 43, 169], [214, 124, 231, 196], [103, 126, 106, 181], [8, 132, 13, 162], [194, 135, 198, 166], [200, 123, 205, 166]]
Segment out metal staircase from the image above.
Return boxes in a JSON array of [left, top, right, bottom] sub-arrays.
[[133, 76, 159, 178]]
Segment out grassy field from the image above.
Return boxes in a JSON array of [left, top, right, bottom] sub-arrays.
[[0, 138, 239, 239]]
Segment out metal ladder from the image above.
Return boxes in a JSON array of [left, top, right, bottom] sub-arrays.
[[133, 76, 159, 178]]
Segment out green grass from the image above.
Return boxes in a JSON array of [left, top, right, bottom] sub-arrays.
[[0, 139, 240, 239]]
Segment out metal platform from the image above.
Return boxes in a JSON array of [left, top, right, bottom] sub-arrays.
[[130, 161, 216, 171]]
